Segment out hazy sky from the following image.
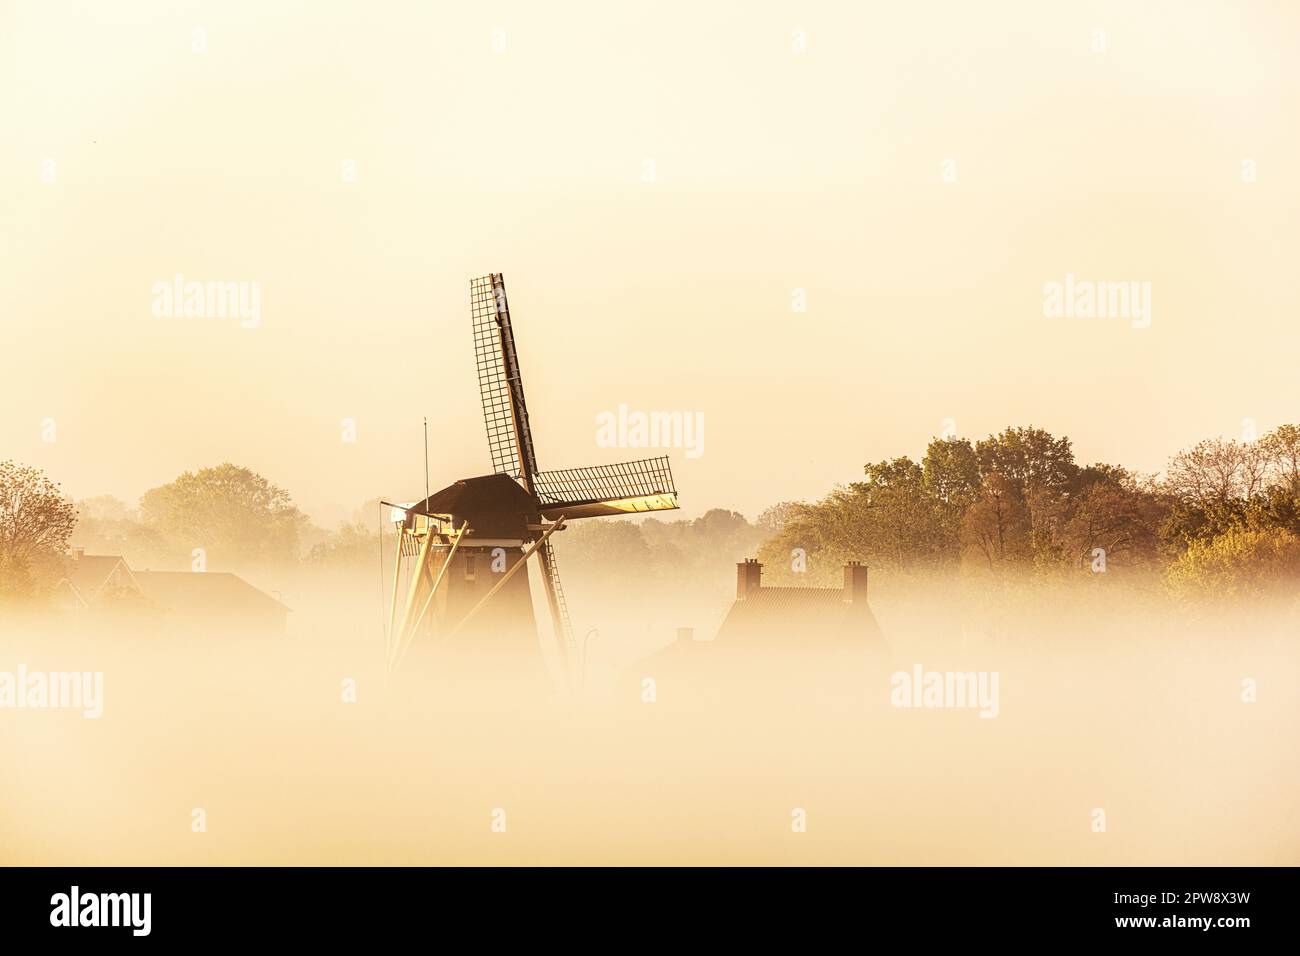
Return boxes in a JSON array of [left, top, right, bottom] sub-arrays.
[[3, 1, 1298, 526]]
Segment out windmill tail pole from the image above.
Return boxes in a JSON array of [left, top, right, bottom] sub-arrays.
[[446, 517, 567, 642]]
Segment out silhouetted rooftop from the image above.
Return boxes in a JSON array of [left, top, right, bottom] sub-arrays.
[[715, 586, 880, 645], [60, 554, 134, 604], [132, 571, 290, 615], [412, 473, 540, 539]]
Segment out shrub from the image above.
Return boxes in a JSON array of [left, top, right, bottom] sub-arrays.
[[1165, 526, 1300, 603]]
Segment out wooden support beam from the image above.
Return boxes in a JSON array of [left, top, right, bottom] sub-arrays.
[[391, 521, 468, 672], [385, 526, 406, 660], [446, 516, 566, 641], [390, 526, 435, 671]]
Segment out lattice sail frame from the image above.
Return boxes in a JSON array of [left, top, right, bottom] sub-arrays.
[[471, 274, 538, 487], [534, 456, 678, 512], [472, 274, 678, 517]]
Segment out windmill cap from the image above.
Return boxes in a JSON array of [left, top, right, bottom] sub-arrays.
[[412, 474, 540, 539]]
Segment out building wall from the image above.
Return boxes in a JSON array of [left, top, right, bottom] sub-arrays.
[[415, 545, 538, 646]]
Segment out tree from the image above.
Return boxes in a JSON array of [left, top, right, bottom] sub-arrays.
[[1262, 424, 1300, 492], [960, 473, 1030, 571], [1159, 432, 1300, 548], [1071, 462, 1132, 493], [1061, 474, 1165, 572], [1165, 437, 1270, 508], [78, 494, 136, 523], [561, 520, 652, 572], [755, 501, 802, 536], [974, 427, 1078, 562], [1165, 526, 1300, 603], [922, 437, 981, 505], [1245, 484, 1300, 538], [975, 426, 1077, 494], [69, 495, 176, 568], [761, 458, 959, 576], [852, 457, 955, 569], [309, 522, 379, 568], [0, 461, 78, 598], [139, 463, 308, 565], [755, 500, 842, 585], [690, 508, 751, 542]]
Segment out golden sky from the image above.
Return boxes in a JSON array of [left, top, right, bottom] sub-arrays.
[[3, 0, 1298, 525]]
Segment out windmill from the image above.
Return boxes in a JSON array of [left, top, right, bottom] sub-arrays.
[[383, 273, 679, 687]]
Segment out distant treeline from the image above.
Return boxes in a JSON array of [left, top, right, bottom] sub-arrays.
[[4, 423, 1300, 606], [755, 425, 1300, 604], [500, 423, 1300, 608]]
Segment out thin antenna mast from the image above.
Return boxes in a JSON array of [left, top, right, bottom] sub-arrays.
[[423, 417, 430, 503]]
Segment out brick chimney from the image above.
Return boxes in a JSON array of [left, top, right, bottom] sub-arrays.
[[736, 558, 762, 599], [843, 561, 869, 604]]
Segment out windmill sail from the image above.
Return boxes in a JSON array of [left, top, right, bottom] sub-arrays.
[[533, 456, 679, 520], [535, 537, 576, 671], [471, 274, 539, 490], [463, 273, 679, 686]]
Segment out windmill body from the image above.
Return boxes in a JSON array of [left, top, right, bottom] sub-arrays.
[[384, 274, 679, 687], [391, 475, 543, 678]]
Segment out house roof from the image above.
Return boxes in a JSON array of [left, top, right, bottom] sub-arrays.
[[131, 571, 291, 615], [714, 586, 880, 645], [59, 554, 135, 605]]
